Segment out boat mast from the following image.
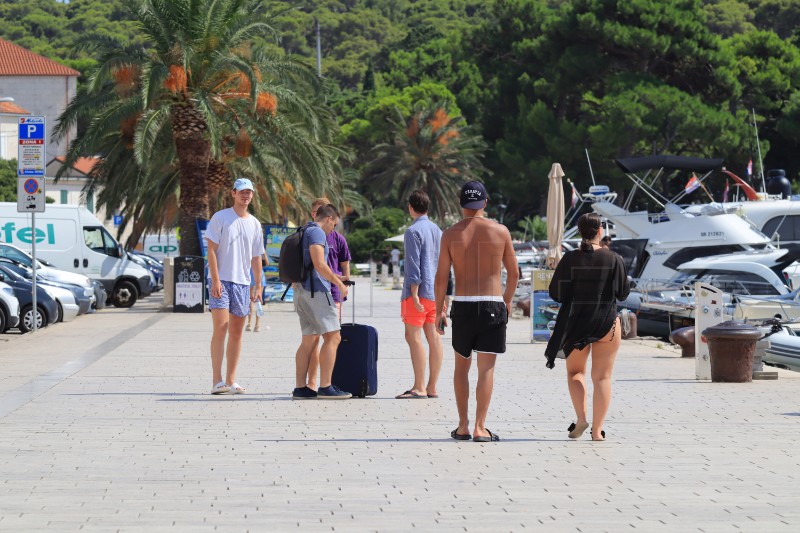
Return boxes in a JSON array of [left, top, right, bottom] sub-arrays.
[[585, 148, 597, 187], [753, 108, 767, 193]]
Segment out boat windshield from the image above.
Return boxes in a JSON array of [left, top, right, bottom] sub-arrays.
[[670, 269, 783, 296]]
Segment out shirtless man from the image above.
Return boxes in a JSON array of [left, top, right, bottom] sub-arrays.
[[435, 181, 519, 442]]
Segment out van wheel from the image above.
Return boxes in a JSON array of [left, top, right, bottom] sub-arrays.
[[112, 281, 138, 308], [19, 304, 45, 333]]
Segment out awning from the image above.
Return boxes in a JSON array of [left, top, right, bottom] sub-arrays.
[[615, 156, 724, 174]]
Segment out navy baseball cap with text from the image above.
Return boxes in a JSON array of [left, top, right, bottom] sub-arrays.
[[460, 180, 487, 209]]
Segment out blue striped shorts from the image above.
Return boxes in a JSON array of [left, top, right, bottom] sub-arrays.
[[208, 280, 251, 317]]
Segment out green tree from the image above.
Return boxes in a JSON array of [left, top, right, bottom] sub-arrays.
[[364, 103, 489, 221], [0, 159, 17, 202], [464, 0, 749, 220], [54, 0, 343, 253], [345, 207, 408, 262]]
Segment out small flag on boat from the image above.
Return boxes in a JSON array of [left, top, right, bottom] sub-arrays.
[[746, 159, 753, 177], [723, 180, 730, 203], [571, 182, 580, 208], [685, 174, 701, 194]]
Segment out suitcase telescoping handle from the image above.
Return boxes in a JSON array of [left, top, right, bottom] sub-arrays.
[[343, 279, 355, 324]]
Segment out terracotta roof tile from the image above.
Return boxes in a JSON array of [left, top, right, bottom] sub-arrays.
[[0, 102, 30, 114], [0, 38, 80, 77], [52, 155, 100, 176]]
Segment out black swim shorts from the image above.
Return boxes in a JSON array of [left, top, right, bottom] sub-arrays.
[[450, 299, 508, 358]]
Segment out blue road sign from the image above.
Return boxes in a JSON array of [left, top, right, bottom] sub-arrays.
[[18, 120, 45, 140], [113, 215, 123, 226], [18, 116, 46, 178]]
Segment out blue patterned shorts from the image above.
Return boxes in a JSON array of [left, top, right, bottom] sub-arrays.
[[208, 280, 251, 317]]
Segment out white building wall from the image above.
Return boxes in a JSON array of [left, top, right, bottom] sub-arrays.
[[0, 116, 16, 160], [0, 76, 77, 158]]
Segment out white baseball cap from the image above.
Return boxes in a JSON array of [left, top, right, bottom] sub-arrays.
[[233, 178, 254, 191]]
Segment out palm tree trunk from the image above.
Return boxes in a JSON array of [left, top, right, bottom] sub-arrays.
[[206, 158, 232, 211], [171, 103, 210, 256]]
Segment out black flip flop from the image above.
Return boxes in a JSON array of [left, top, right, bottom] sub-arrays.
[[395, 389, 427, 399], [473, 429, 499, 442], [450, 429, 471, 441], [591, 428, 607, 441]]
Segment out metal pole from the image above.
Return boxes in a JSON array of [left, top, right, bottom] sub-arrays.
[[585, 148, 597, 187], [32, 212, 37, 333], [315, 18, 322, 77], [753, 108, 767, 194]]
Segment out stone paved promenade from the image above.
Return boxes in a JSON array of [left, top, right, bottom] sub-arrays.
[[0, 278, 798, 532]]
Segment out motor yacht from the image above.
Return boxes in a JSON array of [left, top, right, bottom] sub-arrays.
[[590, 156, 775, 282], [619, 247, 800, 337]]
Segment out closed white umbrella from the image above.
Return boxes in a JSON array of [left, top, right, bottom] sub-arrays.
[[546, 163, 565, 269]]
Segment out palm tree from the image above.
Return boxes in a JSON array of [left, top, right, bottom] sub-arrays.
[[54, 0, 343, 254], [364, 104, 489, 221]]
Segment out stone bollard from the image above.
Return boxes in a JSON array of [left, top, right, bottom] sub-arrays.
[[162, 257, 174, 310], [702, 321, 761, 383], [669, 326, 695, 357]]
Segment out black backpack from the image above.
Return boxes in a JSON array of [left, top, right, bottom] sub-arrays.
[[278, 223, 315, 299]]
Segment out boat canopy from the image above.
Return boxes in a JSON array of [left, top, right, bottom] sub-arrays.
[[615, 155, 724, 174]]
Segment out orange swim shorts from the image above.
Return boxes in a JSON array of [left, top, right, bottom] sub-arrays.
[[401, 297, 437, 327]]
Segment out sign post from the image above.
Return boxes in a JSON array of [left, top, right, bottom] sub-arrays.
[[531, 269, 556, 342], [17, 116, 46, 333]]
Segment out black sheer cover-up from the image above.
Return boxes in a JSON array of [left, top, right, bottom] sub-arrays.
[[544, 247, 631, 368]]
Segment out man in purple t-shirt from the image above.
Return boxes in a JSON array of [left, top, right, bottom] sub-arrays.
[[304, 198, 351, 391], [327, 230, 352, 313]]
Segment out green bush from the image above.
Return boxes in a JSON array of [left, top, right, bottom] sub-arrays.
[[346, 206, 409, 262]]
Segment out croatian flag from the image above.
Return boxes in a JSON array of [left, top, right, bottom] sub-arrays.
[[571, 182, 580, 208], [746, 159, 753, 177], [723, 180, 730, 203], [685, 174, 700, 194]]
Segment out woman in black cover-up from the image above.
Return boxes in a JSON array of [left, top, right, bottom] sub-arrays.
[[546, 213, 630, 441]]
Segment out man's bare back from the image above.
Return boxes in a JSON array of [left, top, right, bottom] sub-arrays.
[[443, 218, 515, 297], [434, 215, 519, 324]]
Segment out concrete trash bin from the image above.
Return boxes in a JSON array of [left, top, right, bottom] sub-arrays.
[[702, 321, 761, 383], [669, 326, 695, 357]]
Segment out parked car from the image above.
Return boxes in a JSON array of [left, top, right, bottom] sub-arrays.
[[0, 263, 78, 323], [128, 250, 163, 291], [0, 278, 20, 332], [0, 259, 93, 316], [91, 280, 108, 311], [0, 242, 96, 293], [0, 271, 59, 332], [0, 204, 153, 307]]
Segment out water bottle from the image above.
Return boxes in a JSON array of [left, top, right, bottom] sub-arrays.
[[255, 301, 264, 317]]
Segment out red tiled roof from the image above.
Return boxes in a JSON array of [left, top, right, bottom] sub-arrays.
[[0, 38, 80, 77], [52, 155, 100, 176], [0, 102, 30, 114]]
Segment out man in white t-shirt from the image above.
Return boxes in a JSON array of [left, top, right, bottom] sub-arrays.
[[206, 178, 265, 395]]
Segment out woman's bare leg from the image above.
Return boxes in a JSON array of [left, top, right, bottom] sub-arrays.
[[590, 318, 621, 440], [565, 346, 590, 425]]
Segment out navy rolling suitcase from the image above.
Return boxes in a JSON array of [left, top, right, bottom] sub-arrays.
[[332, 281, 378, 398]]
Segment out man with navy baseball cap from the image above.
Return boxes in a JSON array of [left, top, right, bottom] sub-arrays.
[[435, 179, 519, 442], [459, 180, 488, 210]]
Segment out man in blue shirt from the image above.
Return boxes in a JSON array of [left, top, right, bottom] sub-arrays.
[[396, 190, 443, 399], [292, 204, 351, 400]]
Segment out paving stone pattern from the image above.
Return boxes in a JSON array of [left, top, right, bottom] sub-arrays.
[[0, 279, 798, 532]]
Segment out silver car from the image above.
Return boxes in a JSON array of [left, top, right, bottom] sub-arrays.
[[0, 279, 20, 332]]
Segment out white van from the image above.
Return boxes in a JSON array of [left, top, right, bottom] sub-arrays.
[[0, 204, 153, 307]]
